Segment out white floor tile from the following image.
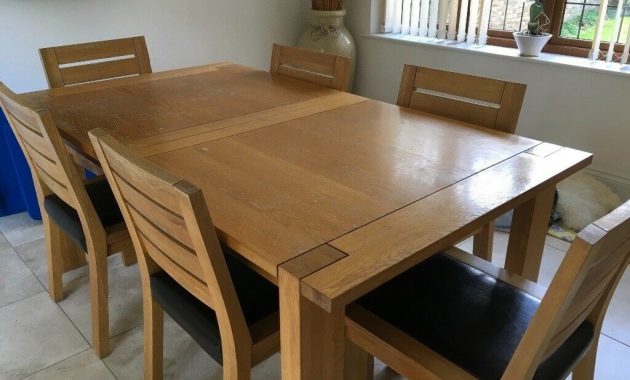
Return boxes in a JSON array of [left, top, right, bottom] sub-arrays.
[[374, 358, 404, 380], [457, 231, 510, 267], [591, 334, 630, 380], [0, 246, 44, 308], [14, 237, 123, 292], [545, 235, 571, 252], [22, 350, 115, 380], [58, 262, 143, 346], [0, 212, 43, 247], [104, 314, 220, 379], [0, 232, 10, 251], [0, 292, 88, 379], [602, 266, 630, 347], [251, 353, 281, 379], [104, 313, 284, 379]]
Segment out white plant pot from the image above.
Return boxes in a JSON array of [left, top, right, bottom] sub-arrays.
[[513, 32, 552, 57]]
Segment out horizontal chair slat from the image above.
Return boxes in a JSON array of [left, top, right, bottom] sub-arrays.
[[277, 66, 335, 88], [53, 38, 137, 64], [139, 230, 214, 308], [60, 58, 141, 86], [114, 172, 194, 249], [280, 47, 337, 75], [130, 205, 204, 280], [409, 92, 499, 129], [414, 67, 506, 104]]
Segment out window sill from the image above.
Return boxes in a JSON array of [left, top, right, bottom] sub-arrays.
[[364, 33, 630, 78]]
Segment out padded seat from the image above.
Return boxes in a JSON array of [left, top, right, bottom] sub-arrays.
[[44, 178, 124, 252], [357, 253, 595, 380], [150, 246, 279, 365]]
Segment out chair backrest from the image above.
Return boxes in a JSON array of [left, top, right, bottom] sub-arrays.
[[0, 83, 99, 229], [506, 200, 630, 378], [89, 129, 251, 353], [270, 43, 351, 91], [396, 65, 526, 134], [40, 36, 152, 88]]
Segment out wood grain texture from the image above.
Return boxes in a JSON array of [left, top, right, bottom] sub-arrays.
[[137, 92, 367, 157], [149, 101, 543, 278], [409, 91, 500, 129], [279, 246, 347, 380], [397, 64, 527, 264], [12, 62, 594, 378], [20, 64, 340, 159], [397, 64, 526, 134], [39, 36, 152, 88], [472, 221, 495, 261], [413, 66, 506, 103], [505, 185, 557, 281], [504, 200, 630, 378], [270, 44, 352, 91], [301, 147, 591, 311]]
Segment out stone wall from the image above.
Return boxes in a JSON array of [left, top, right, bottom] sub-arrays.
[[489, 0, 531, 31]]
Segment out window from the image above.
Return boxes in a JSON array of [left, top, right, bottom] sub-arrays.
[[487, 0, 629, 60], [383, 0, 630, 63], [560, 0, 629, 42]]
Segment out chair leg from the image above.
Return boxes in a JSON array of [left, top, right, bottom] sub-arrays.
[[222, 346, 252, 379], [144, 294, 164, 380], [345, 340, 374, 380], [43, 215, 66, 302], [87, 244, 111, 358], [120, 244, 138, 267], [572, 336, 599, 380], [472, 221, 495, 261]]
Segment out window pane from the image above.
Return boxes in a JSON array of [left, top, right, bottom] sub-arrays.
[[489, 0, 533, 31], [560, 0, 630, 43]]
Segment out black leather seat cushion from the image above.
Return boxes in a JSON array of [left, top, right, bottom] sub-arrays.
[[43, 179, 124, 252], [150, 246, 279, 365], [357, 253, 594, 380]]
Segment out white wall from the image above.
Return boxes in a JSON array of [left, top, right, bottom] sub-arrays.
[[342, 0, 630, 198], [0, 0, 308, 93]]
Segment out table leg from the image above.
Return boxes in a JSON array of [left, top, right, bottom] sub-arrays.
[[279, 246, 347, 380], [505, 185, 556, 282], [345, 340, 374, 380], [279, 268, 345, 379], [472, 221, 495, 261]]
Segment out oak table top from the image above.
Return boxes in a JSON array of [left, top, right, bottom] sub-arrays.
[[19, 63, 592, 379]]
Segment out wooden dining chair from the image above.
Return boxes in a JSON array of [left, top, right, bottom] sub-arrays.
[[40, 36, 152, 88], [397, 64, 527, 262], [270, 43, 352, 91], [89, 129, 280, 379], [345, 200, 630, 380], [0, 83, 134, 358]]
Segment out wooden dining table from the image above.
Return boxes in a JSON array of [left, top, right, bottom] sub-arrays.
[[19, 62, 592, 379]]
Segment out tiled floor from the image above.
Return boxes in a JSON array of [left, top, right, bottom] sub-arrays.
[[1, 212, 629, 379]]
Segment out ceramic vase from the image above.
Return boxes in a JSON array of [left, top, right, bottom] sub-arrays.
[[297, 9, 356, 89]]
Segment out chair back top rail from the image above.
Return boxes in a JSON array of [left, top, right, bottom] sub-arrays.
[[270, 43, 351, 92], [40, 36, 152, 88], [396, 65, 526, 134], [89, 128, 251, 346], [506, 200, 630, 378]]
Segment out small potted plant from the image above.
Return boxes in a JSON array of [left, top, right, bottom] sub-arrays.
[[513, 0, 552, 57]]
